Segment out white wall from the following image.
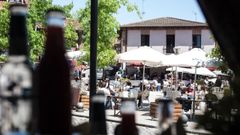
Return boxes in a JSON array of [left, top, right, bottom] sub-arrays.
[[201, 30, 214, 45], [125, 29, 215, 54], [150, 30, 166, 46], [175, 30, 192, 46], [127, 30, 141, 46], [203, 45, 215, 54], [173, 46, 191, 54], [127, 46, 165, 54], [201, 30, 215, 54]]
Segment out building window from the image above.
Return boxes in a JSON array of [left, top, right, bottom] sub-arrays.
[[141, 34, 149, 46], [166, 35, 175, 53], [192, 34, 201, 48]]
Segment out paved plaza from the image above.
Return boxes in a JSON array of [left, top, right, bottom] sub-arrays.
[[72, 109, 212, 135]]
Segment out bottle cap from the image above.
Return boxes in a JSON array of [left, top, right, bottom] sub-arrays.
[[9, 4, 27, 15], [92, 93, 105, 103], [46, 9, 65, 27], [121, 100, 136, 114]]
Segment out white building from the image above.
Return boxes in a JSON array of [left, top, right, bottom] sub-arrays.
[[119, 17, 215, 54]]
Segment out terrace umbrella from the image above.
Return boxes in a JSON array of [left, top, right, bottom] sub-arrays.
[[116, 46, 166, 90], [166, 67, 216, 77], [177, 48, 208, 67], [176, 48, 209, 119]]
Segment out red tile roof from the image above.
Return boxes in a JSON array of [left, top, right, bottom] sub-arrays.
[[121, 17, 207, 28]]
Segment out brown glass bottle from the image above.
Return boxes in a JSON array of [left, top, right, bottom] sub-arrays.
[[157, 99, 174, 135], [0, 4, 33, 134], [114, 98, 138, 135], [37, 9, 71, 134]]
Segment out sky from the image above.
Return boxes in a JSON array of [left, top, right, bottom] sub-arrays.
[[52, 0, 206, 25]]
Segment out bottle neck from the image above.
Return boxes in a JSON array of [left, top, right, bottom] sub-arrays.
[[122, 113, 136, 126], [91, 94, 107, 135], [45, 26, 65, 55], [9, 14, 28, 56], [121, 113, 137, 135], [120, 100, 137, 127], [158, 100, 174, 133], [92, 94, 106, 122]]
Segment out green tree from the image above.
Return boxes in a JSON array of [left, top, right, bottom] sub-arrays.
[[209, 43, 230, 73], [28, 0, 78, 60], [77, 0, 140, 68], [51, 3, 78, 50], [0, 3, 10, 62], [0, 0, 78, 62], [64, 19, 78, 50], [27, 0, 53, 61]]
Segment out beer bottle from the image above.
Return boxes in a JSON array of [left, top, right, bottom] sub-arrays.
[[157, 99, 175, 135], [114, 98, 138, 135], [37, 9, 71, 134], [91, 92, 107, 135], [0, 3, 33, 134], [157, 99, 187, 135]]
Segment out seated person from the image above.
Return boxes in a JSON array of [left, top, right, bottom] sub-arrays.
[[97, 81, 112, 109], [151, 78, 159, 91], [124, 81, 132, 91], [204, 89, 218, 110]]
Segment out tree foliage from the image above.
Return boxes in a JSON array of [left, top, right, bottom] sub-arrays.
[[0, 0, 78, 62], [209, 43, 230, 73], [77, 0, 140, 68], [50, 4, 78, 50], [198, 43, 239, 135], [0, 3, 10, 61], [64, 19, 78, 50]]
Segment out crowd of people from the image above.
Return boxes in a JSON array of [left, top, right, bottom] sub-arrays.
[[70, 64, 231, 114], [94, 70, 230, 112]]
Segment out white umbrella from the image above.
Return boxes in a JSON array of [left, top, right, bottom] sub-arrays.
[[189, 67, 216, 77], [166, 67, 192, 73], [116, 46, 166, 90], [161, 49, 209, 84], [163, 54, 193, 89], [117, 46, 166, 65], [167, 67, 216, 77], [213, 70, 229, 76], [176, 48, 208, 67], [163, 54, 191, 67], [175, 48, 211, 119]]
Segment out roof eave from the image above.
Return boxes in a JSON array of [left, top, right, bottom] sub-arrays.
[[120, 25, 208, 29]]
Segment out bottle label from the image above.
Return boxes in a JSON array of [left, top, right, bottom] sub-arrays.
[[0, 56, 32, 134]]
